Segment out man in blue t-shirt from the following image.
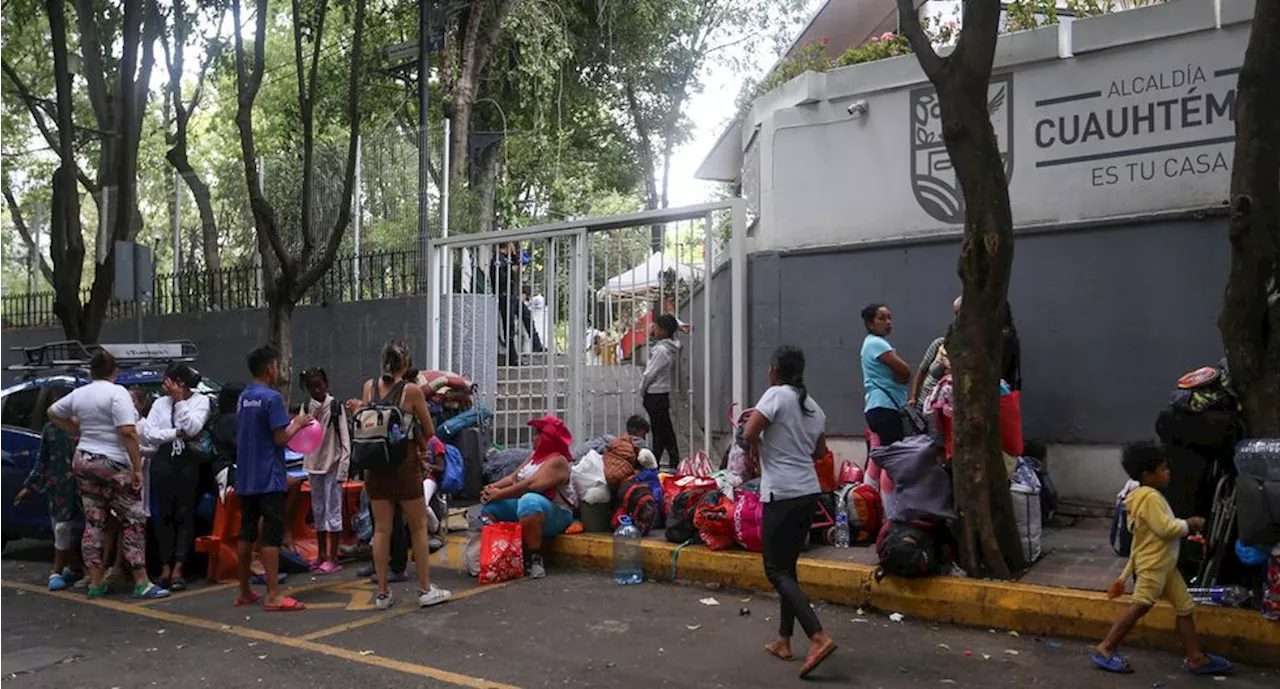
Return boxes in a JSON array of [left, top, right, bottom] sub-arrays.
[[235, 344, 311, 611]]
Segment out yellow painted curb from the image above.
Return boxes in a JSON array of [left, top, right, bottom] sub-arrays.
[[437, 531, 1278, 665]]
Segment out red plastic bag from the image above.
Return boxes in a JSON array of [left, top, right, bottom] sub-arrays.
[[814, 450, 838, 493], [478, 522, 524, 585], [694, 492, 736, 551], [999, 390, 1024, 457]]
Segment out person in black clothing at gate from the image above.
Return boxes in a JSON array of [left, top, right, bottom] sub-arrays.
[[742, 345, 838, 679], [492, 242, 545, 364], [641, 314, 682, 470]]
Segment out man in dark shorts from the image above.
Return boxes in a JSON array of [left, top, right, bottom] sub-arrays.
[[235, 345, 311, 611]]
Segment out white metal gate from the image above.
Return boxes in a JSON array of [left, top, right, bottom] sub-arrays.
[[426, 201, 746, 459]]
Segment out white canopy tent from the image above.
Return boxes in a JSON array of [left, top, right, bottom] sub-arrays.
[[595, 251, 704, 300]]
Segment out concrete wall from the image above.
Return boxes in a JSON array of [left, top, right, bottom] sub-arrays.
[[727, 1, 1249, 253], [2, 297, 432, 403]]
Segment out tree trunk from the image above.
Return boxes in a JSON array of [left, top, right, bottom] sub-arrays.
[[898, 0, 1025, 578], [267, 296, 296, 400], [471, 138, 502, 233], [1219, 1, 1280, 437]]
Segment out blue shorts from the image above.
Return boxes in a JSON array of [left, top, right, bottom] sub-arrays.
[[482, 493, 573, 538]]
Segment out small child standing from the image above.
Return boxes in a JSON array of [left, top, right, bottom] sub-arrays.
[[301, 367, 351, 575], [641, 314, 682, 470], [1092, 442, 1232, 676], [14, 390, 82, 590]]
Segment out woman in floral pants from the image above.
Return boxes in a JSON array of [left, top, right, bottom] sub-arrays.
[[49, 350, 169, 600]]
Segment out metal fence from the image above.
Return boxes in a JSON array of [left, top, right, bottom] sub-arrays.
[[1, 248, 421, 330]]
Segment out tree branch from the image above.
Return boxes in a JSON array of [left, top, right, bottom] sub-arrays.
[[471, 0, 521, 84], [73, 0, 113, 131], [952, 0, 1001, 81], [297, 0, 365, 292], [2, 184, 56, 285], [1, 59, 99, 194], [896, 0, 945, 83], [233, 0, 291, 279]]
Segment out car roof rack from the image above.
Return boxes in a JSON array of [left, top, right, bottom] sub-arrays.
[[6, 339, 200, 378]]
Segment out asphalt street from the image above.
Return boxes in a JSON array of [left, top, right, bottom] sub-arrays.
[[1, 540, 1273, 689]]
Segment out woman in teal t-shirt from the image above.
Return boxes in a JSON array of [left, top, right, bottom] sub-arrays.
[[860, 303, 912, 445]]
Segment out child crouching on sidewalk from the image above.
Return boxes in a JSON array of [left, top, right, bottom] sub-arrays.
[[301, 367, 351, 575], [1091, 442, 1231, 676]]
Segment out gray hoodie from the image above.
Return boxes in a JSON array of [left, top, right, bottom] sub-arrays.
[[641, 338, 681, 395]]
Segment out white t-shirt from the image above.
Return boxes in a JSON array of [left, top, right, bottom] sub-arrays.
[[754, 385, 825, 502], [49, 379, 137, 465]]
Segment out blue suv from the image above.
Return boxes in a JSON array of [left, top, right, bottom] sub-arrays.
[[1, 340, 221, 546]]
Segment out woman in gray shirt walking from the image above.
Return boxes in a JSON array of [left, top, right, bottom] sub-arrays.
[[743, 345, 837, 679]]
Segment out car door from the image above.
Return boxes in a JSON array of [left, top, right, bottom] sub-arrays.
[[1, 384, 45, 539]]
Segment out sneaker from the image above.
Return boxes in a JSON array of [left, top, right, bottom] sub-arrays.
[[527, 554, 546, 580], [315, 561, 343, 576], [133, 581, 171, 600], [374, 591, 395, 610], [48, 572, 69, 591], [418, 584, 452, 608], [428, 536, 446, 554], [369, 570, 410, 584], [356, 563, 375, 578], [73, 574, 91, 589], [87, 584, 109, 599]]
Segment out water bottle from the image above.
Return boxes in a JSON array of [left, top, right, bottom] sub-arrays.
[[834, 499, 851, 548], [390, 423, 404, 443], [612, 516, 644, 585], [1188, 585, 1251, 607]]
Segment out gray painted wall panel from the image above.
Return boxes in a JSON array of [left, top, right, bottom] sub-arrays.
[[3, 297, 431, 403], [745, 216, 1229, 443]]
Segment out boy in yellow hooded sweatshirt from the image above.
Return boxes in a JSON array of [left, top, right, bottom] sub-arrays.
[[1091, 442, 1232, 675]]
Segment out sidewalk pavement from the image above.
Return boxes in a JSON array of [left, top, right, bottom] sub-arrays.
[[435, 514, 1278, 665]]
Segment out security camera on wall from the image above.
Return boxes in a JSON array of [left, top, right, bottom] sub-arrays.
[[846, 100, 869, 118]]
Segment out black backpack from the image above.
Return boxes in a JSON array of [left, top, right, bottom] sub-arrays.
[[612, 478, 657, 536], [350, 380, 409, 473], [875, 520, 944, 580], [665, 489, 710, 544]]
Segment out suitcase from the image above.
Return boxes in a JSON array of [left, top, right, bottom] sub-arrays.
[[454, 425, 490, 501]]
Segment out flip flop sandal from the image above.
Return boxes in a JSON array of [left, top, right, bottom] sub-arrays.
[[169, 580, 187, 592], [234, 592, 262, 607], [764, 644, 795, 662], [1186, 653, 1232, 676], [799, 642, 838, 679], [264, 596, 306, 612], [1090, 651, 1134, 674]]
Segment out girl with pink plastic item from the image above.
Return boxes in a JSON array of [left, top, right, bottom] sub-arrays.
[[299, 367, 350, 575]]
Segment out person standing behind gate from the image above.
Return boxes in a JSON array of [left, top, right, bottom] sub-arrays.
[[641, 314, 681, 470], [235, 345, 312, 611], [742, 345, 838, 679], [492, 241, 545, 364], [860, 303, 912, 446]]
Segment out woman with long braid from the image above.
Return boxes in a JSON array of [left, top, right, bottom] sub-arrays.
[[742, 345, 838, 679]]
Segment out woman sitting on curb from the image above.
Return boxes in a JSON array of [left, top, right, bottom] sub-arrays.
[[481, 415, 576, 580]]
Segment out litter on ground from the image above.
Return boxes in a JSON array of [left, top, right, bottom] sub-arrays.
[[699, 597, 720, 606], [889, 612, 905, 623]]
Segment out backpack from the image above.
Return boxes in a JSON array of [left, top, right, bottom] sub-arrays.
[[693, 490, 735, 551], [1110, 480, 1138, 556], [428, 436, 466, 495], [839, 482, 884, 545], [350, 379, 409, 473], [875, 519, 944, 579], [612, 478, 657, 536], [603, 435, 640, 490], [634, 468, 665, 526], [665, 489, 708, 544]]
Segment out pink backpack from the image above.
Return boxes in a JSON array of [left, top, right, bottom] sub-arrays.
[[733, 490, 764, 552]]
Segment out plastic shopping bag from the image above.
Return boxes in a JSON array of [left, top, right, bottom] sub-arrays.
[[677, 450, 715, 478], [478, 522, 524, 585]]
